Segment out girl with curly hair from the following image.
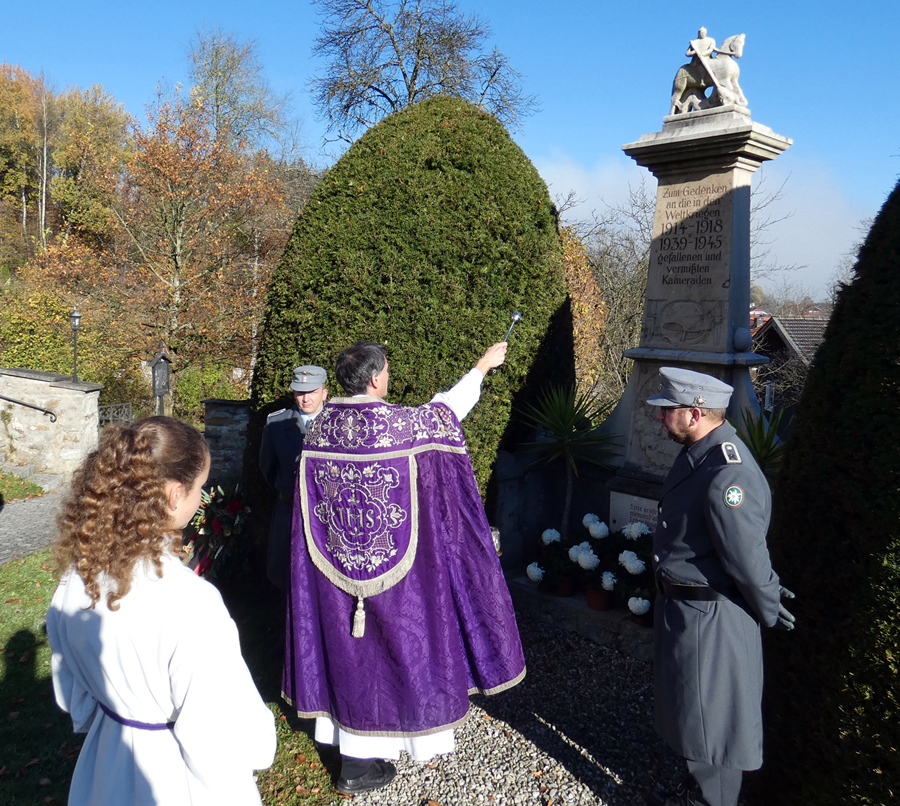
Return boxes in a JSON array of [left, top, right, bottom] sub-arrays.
[[47, 416, 275, 806]]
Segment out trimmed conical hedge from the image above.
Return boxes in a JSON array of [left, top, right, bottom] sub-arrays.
[[757, 180, 900, 804], [251, 96, 568, 493]]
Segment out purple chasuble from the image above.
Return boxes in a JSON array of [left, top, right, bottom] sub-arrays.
[[282, 397, 526, 737]]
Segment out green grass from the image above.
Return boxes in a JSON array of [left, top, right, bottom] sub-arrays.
[[0, 551, 340, 805], [256, 708, 342, 805], [0, 472, 45, 503], [0, 550, 74, 806]]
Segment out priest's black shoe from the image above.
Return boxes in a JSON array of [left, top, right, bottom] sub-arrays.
[[335, 760, 397, 795]]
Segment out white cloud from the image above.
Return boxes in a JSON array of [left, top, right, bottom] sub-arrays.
[[532, 151, 645, 221], [752, 161, 874, 298]]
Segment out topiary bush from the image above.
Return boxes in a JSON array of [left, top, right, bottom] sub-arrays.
[[560, 226, 606, 393], [251, 96, 568, 493], [756, 180, 900, 804]]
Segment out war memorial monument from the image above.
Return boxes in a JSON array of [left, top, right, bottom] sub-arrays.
[[605, 28, 792, 528]]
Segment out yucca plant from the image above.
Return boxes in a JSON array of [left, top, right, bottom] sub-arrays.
[[731, 407, 785, 485], [519, 385, 619, 539]]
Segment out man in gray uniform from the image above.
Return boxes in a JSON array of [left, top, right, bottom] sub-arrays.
[[260, 366, 328, 591], [646, 367, 794, 806]]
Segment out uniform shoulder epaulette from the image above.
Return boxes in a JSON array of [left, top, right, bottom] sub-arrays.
[[721, 442, 742, 464], [266, 407, 287, 421]]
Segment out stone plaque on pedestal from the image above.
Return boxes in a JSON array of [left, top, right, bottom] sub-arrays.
[[610, 491, 659, 533]]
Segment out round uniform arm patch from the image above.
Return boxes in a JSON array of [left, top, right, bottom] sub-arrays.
[[724, 485, 744, 507]]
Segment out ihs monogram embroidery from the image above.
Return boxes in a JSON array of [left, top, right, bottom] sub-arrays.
[[313, 461, 407, 572]]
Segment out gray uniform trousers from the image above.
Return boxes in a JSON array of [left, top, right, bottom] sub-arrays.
[[259, 406, 308, 591]]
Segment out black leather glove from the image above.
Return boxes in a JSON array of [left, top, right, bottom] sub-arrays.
[[775, 585, 796, 630]]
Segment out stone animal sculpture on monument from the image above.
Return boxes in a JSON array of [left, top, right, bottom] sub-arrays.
[[670, 29, 747, 115]]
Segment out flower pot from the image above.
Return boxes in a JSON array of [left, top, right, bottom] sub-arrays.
[[586, 588, 614, 611], [543, 575, 578, 597], [631, 610, 654, 628]]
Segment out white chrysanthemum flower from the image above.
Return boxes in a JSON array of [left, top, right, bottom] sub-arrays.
[[623, 521, 651, 540], [628, 597, 651, 616], [602, 571, 617, 591], [577, 549, 600, 571], [568, 545, 584, 563], [582, 512, 600, 527], [542, 528, 561, 545], [588, 521, 609, 539], [618, 550, 646, 575], [526, 563, 544, 583]]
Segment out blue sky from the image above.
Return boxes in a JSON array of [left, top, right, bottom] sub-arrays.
[[5, 0, 898, 297]]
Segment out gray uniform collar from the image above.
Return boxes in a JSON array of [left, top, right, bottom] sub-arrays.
[[685, 421, 736, 469]]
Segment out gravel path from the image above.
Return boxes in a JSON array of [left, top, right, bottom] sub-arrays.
[[349, 617, 684, 806], [0, 493, 62, 565]]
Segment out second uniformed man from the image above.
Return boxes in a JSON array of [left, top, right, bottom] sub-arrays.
[[259, 365, 328, 591], [646, 367, 794, 806]]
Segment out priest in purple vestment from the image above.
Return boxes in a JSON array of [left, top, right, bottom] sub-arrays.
[[282, 340, 526, 796]]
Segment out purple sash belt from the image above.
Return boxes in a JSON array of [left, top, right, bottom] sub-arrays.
[[99, 701, 175, 731]]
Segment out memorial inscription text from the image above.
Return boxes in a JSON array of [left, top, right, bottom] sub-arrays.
[[650, 179, 731, 291]]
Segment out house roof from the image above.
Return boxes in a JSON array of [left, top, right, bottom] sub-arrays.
[[755, 316, 829, 364]]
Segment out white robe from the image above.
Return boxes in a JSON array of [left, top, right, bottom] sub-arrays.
[[48, 553, 276, 806]]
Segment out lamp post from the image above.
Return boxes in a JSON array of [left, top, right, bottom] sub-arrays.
[[68, 307, 82, 382]]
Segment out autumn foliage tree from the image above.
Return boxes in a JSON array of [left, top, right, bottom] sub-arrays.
[[0, 65, 41, 270], [36, 91, 291, 409], [51, 84, 130, 245], [118, 93, 287, 363], [188, 27, 290, 149], [0, 40, 316, 420], [560, 226, 605, 393]]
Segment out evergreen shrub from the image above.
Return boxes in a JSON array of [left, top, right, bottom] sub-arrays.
[[251, 96, 568, 493], [758, 180, 900, 804]]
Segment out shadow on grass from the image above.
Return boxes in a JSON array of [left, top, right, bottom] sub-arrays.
[[218, 561, 342, 805], [0, 627, 81, 806]]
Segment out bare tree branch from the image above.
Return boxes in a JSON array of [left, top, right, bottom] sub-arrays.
[[187, 27, 292, 150], [749, 170, 805, 281], [311, 0, 536, 141]]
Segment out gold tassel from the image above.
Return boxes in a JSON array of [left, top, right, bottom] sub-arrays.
[[351, 596, 366, 638]]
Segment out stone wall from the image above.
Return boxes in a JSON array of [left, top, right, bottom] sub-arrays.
[[203, 399, 250, 487], [0, 368, 102, 483]]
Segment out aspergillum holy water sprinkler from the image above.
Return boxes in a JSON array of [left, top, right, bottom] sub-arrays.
[[502, 310, 523, 342]]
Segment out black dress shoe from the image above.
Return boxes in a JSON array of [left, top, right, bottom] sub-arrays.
[[649, 779, 711, 806], [335, 759, 397, 795]]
